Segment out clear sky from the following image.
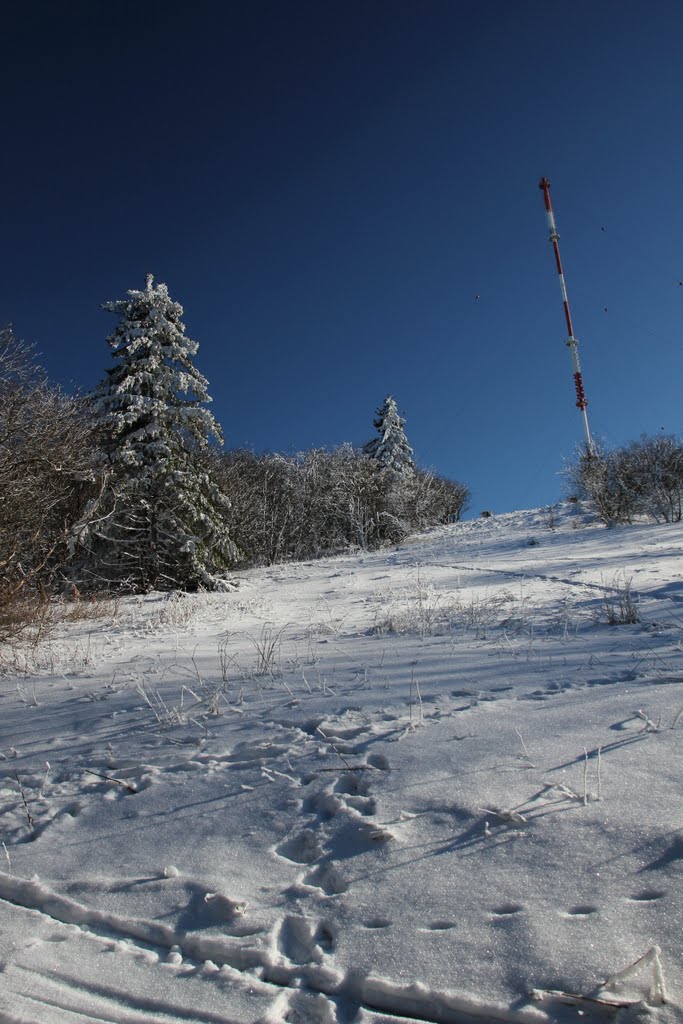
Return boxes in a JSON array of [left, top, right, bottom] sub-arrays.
[[3, 0, 683, 515]]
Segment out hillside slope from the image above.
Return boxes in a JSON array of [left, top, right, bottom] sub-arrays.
[[1, 507, 682, 1024]]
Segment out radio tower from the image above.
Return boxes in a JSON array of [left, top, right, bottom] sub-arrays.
[[538, 177, 593, 453]]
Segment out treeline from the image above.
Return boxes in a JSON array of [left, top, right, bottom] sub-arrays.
[[214, 446, 469, 565], [567, 435, 683, 524], [0, 281, 469, 633]]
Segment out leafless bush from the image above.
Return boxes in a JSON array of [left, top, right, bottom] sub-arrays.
[[402, 470, 471, 528], [0, 587, 54, 647], [601, 573, 639, 625], [565, 434, 683, 524], [372, 576, 518, 639], [0, 327, 100, 635], [542, 505, 558, 530], [144, 591, 198, 632], [564, 443, 637, 525], [54, 593, 120, 625], [212, 444, 469, 566], [622, 434, 683, 522], [372, 574, 451, 638], [243, 623, 288, 676]]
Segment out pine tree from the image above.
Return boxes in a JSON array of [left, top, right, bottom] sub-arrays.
[[87, 275, 237, 591], [363, 395, 415, 476]]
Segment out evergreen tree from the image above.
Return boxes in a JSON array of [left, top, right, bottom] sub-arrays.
[[363, 395, 415, 476], [87, 275, 237, 591]]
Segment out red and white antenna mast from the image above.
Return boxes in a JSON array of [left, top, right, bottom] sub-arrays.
[[538, 177, 593, 453]]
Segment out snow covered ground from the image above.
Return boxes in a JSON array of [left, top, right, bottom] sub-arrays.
[[1, 506, 682, 1024]]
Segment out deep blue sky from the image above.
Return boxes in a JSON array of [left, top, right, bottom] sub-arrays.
[[3, 0, 683, 514]]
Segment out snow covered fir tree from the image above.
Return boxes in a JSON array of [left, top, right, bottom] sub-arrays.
[[363, 394, 415, 476], [82, 275, 237, 592]]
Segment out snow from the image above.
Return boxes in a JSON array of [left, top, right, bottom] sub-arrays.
[[1, 506, 682, 1023]]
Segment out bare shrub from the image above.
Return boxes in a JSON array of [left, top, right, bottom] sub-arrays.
[[601, 573, 639, 625], [403, 470, 471, 528], [0, 327, 100, 636], [243, 623, 288, 676], [564, 443, 637, 525], [565, 434, 683, 524], [372, 576, 517, 639], [542, 505, 558, 530], [620, 434, 683, 523], [212, 444, 469, 567], [0, 587, 54, 647], [52, 592, 120, 626]]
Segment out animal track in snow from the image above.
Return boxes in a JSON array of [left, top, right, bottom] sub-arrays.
[[628, 889, 666, 902], [304, 862, 349, 895], [561, 905, 598, 917], [226, 741, 292, 764], [202, 891, 247, 923], [277, 915, 336, 965], [490, 904, 524, 916], [314, 920, 336, 952], [0, 870, 269, 973], [276, 829, 324, 864], [277, 755, 391, 911], [57, 799, 84, 818], [343, 794, 377, 815], [284, 989, 338, 1023], [278, 914, 323, 964], [362, 917, 392, 929], [304, 790, 345, 819], [333, 772, 371, 796]]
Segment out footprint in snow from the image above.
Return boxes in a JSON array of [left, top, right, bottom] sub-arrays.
[[490, 904, 525, 916], [343, 794, 377, 816], [284, 989, 337, 1024], [277, 915, 335, 964], [561, 906, 598, 917], [334, 773, 371, 797], [628, 890, 666, 902], [276, 829, 324, 864], [203, 891, 247, 922], [304, 861, 349, 895]]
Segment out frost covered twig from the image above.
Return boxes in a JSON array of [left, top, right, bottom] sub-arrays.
[[242, 623, 288, 677], [531, 987, 636, 1009], [515, 728, 536, 768], [409, 663, 424, 725], [39, 760, 50, 798], [84, 769, 137, 793], [315, 726, 354, 771], [601, 944, 667, 1006], [541, 781, 583, 802], [481, 807, 527, 826], [14, 772, 34, 830], [637, 708, 661, 732]]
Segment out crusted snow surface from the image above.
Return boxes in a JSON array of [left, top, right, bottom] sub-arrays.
[[1, 506, 682, 1023]]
